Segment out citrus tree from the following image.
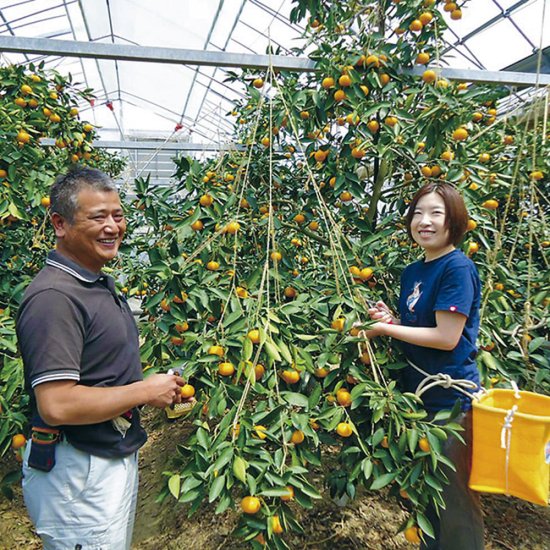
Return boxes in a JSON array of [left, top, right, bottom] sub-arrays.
[[0, 63, 125, 462], [117, 1, 548, 547], [1, 0, 547, 544]]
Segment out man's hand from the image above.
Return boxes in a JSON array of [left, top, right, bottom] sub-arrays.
[[143, 374, 185, 408]]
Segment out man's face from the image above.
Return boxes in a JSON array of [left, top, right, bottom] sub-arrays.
[[53, 187, 126, 273]]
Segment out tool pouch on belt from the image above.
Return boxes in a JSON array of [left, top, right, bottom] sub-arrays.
[[28, 426, 60, 472]]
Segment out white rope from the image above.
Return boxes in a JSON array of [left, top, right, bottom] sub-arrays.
[[406, 359, 480, 399], [500, 405, 518, 450], [510, 379, 521, 399], [500, 404, 518, 496]]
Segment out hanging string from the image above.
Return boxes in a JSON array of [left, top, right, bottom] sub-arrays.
[[500, 404, 518, 497]]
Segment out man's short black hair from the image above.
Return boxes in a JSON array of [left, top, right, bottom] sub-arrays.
[[50, 166, 117, 223]]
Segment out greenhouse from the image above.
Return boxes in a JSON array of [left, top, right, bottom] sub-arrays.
[[0, 1, 549, 548]]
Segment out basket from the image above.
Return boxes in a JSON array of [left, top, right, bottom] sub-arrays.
[[469, 388, 550, 506], [164, 401, 195, 420]]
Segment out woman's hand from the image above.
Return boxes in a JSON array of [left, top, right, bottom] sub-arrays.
[[363, 322, 387, 339], [364, 311, 467, 349], [367, 301, 398, 325]]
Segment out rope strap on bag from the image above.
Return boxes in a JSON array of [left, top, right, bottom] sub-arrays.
[[408, 360, 518, 496], [409, 363, 525, 498], [501, 404, 518, 496], [499, 380, 521, 496], [406, 359, 480, 399]]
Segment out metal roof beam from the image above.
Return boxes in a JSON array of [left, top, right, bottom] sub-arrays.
[[0, 35, 316, 70], [0, 6, 32, 63], [455, 0, 532, 50], [185, 0, 249, 134], [504, 45, 550, 74], [0, 1, 73, 30], [1, 36, 549, 86], [76, 0, 113, 127], [407, 66, 550, 87], [40, 138, 241, 151], [62, 0, 91, 93], [237, 20, 290, 54], [249, 0, 304, 35], [177, 0, 225, 125]]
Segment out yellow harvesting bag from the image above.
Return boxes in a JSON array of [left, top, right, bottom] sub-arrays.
[[469, 388, 550, 506]]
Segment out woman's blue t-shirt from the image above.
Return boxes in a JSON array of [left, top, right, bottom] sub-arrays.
[[398, 249, 481, 411]]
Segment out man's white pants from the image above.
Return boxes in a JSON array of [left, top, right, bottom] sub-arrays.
[[23, 439, 139, 550]]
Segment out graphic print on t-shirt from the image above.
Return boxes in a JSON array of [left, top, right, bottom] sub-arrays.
[[406, 281, 423, 313]]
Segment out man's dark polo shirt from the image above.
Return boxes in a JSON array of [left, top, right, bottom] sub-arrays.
[[16, 250, 147, 458]]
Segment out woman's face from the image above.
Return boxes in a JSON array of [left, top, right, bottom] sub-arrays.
[[410, 192, 453, 259]]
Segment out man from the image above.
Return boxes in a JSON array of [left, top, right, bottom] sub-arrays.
[[16, 166, 184, 550]]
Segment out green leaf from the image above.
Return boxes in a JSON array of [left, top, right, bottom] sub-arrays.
[[196, 427, 210, 449], [282, 391, 309, 408], [529, 337, 549, 353], [432, 409, 452, 422], [535, 367, 549, 385], [326, 409, 345, 431], [0, 338, 17, 353], [264, 341, 282, 362], [372, 427, 385, 447], [294, 490, 313, 509], [179, 488, 200, 504], [223, 309, 242, 328], [208, 474, 225, 503], [372, 406, 385, 423], [259, 487, 293, 497], [199, 289, 211, 308], [168, 474, 181, 499], [370, 472, 396, 490], [242, 337, 253, 362], [430, 427, 448, 441], [143, 291, 164, 310], [292, 479, 322, 499], [246, 474, 257, 495], [211, 446, 234, 472], [214, 492, 232, 514], [275, 338, 293, 364], [232, 456, 248, 483], [425, 474, 443, 491], [181, 476, 202, 493], [416, 512, 435, 538], [410, 462, 423, 485], [268, 311, 282, 324], [308, 383, 322, 409], [362, 458, 373, 481], [8, 202, 21, 218]]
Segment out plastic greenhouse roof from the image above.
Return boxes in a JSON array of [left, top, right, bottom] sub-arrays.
[[1, 0, 549, 148]]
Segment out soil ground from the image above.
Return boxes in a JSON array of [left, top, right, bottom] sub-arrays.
[[1, 411, 548, 550]]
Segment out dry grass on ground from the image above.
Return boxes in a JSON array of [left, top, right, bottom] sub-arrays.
[[1, 410, 548, 550]]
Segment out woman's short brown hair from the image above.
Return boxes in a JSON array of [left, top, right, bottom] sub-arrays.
[[405, 182, 469, 246]]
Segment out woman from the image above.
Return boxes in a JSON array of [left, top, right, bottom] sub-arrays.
[[365, 182, 484, 550]]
